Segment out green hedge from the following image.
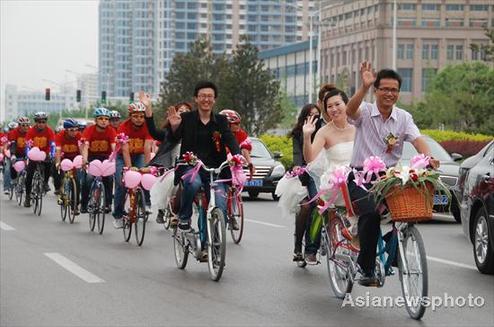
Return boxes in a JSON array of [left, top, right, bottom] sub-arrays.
[[422, 129, 493, 142], [259, 129, 494, 168], [259, 134, 293, 168]]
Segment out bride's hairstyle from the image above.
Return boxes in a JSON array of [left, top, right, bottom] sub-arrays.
[[289, 103, 320, 138], [321, 86, 349, 122]]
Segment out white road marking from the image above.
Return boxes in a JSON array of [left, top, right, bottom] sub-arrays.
[[0, 221, 15, 231], [44, 253, 105, 283], [245, 219, 285, 228], [427, 255, 477, 271]]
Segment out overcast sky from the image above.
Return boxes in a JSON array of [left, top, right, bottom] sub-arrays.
[[0, 0, 99, 114]]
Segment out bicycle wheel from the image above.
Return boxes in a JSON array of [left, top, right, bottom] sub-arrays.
[[326, 215, 353, 299], [16, 175, 24, 206], [173, 228, 189, 269], [60, 178, 68, 222], [8, 180, 14, 200], [134, 189, 147, 246], [88, 184, 98, 232], [398, 224, 428, 320], [207, 207, 226, 281], [67, 177, 77, 224], [229, 193, 244, 244], [96, 183, 106, 235], [163, 208, 171, 230], [122, 191, 133, 242], [32, 170, 43, 216]]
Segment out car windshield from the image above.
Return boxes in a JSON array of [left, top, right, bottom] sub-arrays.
[[402, 138, 452, 162], [250, 139, 272, 158]]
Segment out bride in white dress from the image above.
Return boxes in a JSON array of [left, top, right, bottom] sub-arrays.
[[303, 87, 355, 205]]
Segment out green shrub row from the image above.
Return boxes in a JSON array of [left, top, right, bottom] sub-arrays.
[[259, 134, 293, 168], [422, 129, 493, 143]]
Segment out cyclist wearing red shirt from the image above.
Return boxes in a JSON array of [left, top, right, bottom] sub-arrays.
[[219, 109, 254, 176], [112, 101, 153, 229], [23, 112, 55, 207], [109, 110, 121, 132], [53, 119, 82, 211], [80, 108, 117, 213], [5, 117, 30, 194]]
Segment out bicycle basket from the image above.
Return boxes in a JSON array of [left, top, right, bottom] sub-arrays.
[[384, 183, 434, 222]]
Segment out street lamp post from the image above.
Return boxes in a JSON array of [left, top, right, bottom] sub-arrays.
[[392, 0, 397, 70]]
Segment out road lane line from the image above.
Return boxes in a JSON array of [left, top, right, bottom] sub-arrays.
[[245, 219, 286, 228], [427, 255, 477, 271], [44, 253, 105, 283], [0, 221, 15, 231]]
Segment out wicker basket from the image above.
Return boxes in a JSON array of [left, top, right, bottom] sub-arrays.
[[384, 183, 434, 222]]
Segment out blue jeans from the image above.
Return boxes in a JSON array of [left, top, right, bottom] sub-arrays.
[[113, 154, 150, 219], [178, 167, 227, 225], [3, 158, 12, 191]]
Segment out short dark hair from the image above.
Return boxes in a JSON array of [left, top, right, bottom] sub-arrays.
[[194, 81, 218, 98], [318, 83, 337, 102], [374, 69, 402, 90]]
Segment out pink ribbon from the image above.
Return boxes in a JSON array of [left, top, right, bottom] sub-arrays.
[[181, 160, 204, 184], [410, 154, 430, 169]]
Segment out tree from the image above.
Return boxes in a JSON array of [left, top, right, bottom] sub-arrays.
[[219, 38, 283, 135], [277, 90, 299, 129], [470, 27, 494, 62], [408, 62, 494, 134]]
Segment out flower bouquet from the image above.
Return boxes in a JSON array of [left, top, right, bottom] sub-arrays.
[[369, 154, 451, 222]]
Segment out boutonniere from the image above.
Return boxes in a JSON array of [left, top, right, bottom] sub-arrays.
[[182, 151, 198, 165], [116, 133, 129, 144], [384, 132, 398, 153], [212, 131, 221, 152]]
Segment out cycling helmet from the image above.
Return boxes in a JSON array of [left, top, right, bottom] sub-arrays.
[[219, 109, 241, 124], [34, 111, 48, 120], [63, 118, 79, 129], [8, 121, 18, 130], [93, 107, 110, 118], [17, 116, 31, 124], [128, 102, 146, 114], [109, 110, 121, 119], [78, 121, 87, 129], [55, 125, 64, 133]]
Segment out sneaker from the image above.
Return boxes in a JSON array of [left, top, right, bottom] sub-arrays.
[[229, 217, 240, 231], [24, 196, 31, 208], [155, 209, 165, 224], [74, 208, 80, 216], [104, 206, 111, 214], [54, 189, 61, 196], [145, 205, 152, 214], [3, 190, 9, 195], [305, 253, 318, 265], [80, 206, 88, 214], [113, 218, 123, 229], [199, 249, 208, 262], [293, 252, 304, 262], [44, 184, 51, 193], [358, 273, 379, 287], [170, 216, 178, 228], [178, 220, 191, 232]]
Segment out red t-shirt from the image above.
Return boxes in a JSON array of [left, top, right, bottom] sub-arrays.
[[26, 127, 55, 153], [233, 129, 252, 151], [8, 128, 28, 156], [117, 119, 153, 155], [55, 130, 82, 160], [82, 125, 117, 157]]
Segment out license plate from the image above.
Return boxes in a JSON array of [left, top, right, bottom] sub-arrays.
[[433, 194, 449, 205], [244, 179, 263, 187]]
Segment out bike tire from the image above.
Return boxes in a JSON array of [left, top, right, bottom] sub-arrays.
[[8, 182, 14, 200], [122, 191, 132, 242], [68, 177, 77, 224], [398, 225, 428, 320], [207, 207, 226, 281], [16, 175, 24, 206], [163, 208, 171, 230], [88, 184, 98, 232], [134, 189, 147, 246], [229, 193, 244, 244], [60, 178, 68, 222], [96, 183, 106, 235], [32, 170, 43, 216], [173, 228, 189, 269], [326, 215, 353, 299]]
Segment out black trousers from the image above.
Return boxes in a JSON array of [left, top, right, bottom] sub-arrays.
[[347, 171, 381, 274]]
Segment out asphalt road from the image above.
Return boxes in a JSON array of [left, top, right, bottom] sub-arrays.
[[1, 192, 493, 327]]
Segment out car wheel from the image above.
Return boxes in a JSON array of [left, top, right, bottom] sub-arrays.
[[451, 197, 461, 223], [473, 208, 494, 274], [272, 192, 279, 201], [248, 191, 259, 200]]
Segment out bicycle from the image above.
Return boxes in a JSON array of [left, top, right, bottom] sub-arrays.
[[226, 184, 244, 244], [58, 165, 79, 224], [30, 161, 46, 216], [13, 163, 27, 206], [86, 160, 110, 234], [121, 168, 152, 246], [321, 184, 429, 320], [173, 158, 229, 281]]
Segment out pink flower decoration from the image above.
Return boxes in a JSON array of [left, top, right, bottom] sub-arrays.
[[410, 154, 430, 170], [363, 156, 386, 175], [116, 133, 129, 144]]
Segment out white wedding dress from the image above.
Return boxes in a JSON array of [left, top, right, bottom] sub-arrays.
[[276, 141, 354, 218]]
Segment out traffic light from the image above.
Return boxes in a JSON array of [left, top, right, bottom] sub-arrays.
[[76, 89, 81, 102], [129, 92, 134, 103], [101, 91, 107, 103], [45, 88, 51, 101]]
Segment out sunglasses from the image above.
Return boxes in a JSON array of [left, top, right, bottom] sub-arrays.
[[67, 128, 79, 132], [20, 124, 30, 127], [97, 117, 109, 121], [36, 120, 47, 123]]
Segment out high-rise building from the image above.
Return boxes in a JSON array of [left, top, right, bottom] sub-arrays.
[[99, 0, 315, 97], [319, 0, 492, 103]]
